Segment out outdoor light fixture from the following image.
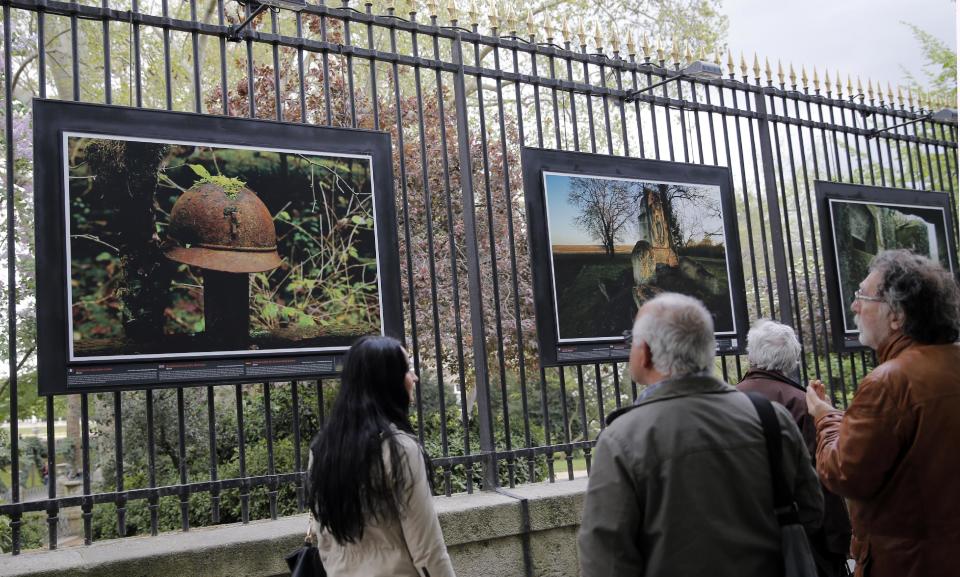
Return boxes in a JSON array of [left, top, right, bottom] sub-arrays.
[[624, 60, 723, 102], [866, 107, 958, 139], [228, 0, 307, 41]]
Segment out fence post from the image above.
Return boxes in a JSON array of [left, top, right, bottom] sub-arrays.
[[452, 33, 497, 490], [753, 89, 795, 329]]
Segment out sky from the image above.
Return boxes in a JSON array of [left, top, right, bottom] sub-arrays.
[[544, 173, 724, 247], [724, 0, 957, 100]]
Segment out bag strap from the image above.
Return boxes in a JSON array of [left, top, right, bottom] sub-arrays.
[[744, 391, 800, 526], [305, 516, 317, 545]]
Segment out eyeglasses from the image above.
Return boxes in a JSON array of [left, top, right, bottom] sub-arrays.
[[853, 289, 884, 303], [622, 329, 633, 345]]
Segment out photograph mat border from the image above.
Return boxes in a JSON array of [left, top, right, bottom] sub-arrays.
[[62, 131, 385, 362], [541, 169, 739, 343], [828, 197, 953, 335]]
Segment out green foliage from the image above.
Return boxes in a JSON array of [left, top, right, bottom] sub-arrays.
[[187, 164, 247, 197], [902, 22, 957, 102], [0, 513, 46, 554]]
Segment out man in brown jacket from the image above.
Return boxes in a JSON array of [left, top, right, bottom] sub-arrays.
[[738, 319, 851, 577], [806, 250, 960, 577]]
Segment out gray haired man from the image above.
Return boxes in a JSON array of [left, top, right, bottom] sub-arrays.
[[577, 293, 823, 577], [738, 319, 851, 577]]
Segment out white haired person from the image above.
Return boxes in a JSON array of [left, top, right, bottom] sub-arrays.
[[578, 293, 823, 577], [738, 320, 851, 577]]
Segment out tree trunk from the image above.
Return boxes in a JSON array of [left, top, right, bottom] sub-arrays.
[[85, 141, 172, 343]]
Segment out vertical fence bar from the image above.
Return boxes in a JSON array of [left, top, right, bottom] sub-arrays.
[[753, 90, 793, 327], [431, 19, 460, 495], [263, 382, 277, 519], [452, 34, 496, 490], [146, 389, 159, 535], [3, 3, 22, 555]]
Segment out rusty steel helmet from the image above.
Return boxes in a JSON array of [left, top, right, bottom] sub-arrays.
[[165, 182, 282, 273]]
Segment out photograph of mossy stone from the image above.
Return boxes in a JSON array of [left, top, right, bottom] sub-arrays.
[[830, 200, 952, 334], [67, 134, 381, 359], [543, 172, 734, 341]]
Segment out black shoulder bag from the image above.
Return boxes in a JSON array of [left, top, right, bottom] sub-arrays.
[[285, 519, 326, 577], [745, 392, 818, 577]]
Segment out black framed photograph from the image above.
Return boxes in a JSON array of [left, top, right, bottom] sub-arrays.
[[522, 148, 749, 366], [816, 180, 958, 352], [33, 99, 402, 393]]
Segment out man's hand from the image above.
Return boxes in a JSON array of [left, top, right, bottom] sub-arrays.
[[806, 379, 835, 421]]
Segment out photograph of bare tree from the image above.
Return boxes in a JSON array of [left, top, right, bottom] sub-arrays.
[[545, 172, 733, 341]]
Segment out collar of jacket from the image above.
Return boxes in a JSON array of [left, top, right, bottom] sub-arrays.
[[876, 331, 912, 363], [605, 373, 734, 426], [740, 368, 805, 393]]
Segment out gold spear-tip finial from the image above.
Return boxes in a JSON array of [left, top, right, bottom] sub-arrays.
[[699, 43, 707, 62], [800, 65, 808, 89], [846, 75, 853, 98], [866, 78, 874, 101], [446, 0, 457, 22], [764, 57, 773, 84], [426, 0, 439, 17], [641, 32, 651, 58], [506, 6, 518, 34], [656, 36, 665, 62], [683, 40, 693, 64], [526, 12, 537, 38], [626, 32, 636, 56], [856, 75, 863, 96], [752, 52, 761, 80], [576, 19, 586, 46], [543, 16, 555, 40], [907, 86, 914, 107], [812, 66, 820, 91], [777, 59, 785, 86], [670, 37, 680, 64], [887, 82, 894, 103], [835, 71, 842, 96], [610, 29, 621, 54], [713, 47, 722, 66], [788, 62, 796, 87], [560, 16, 570, 42], [467, 0, 479, 25], [896, 85, 904, 106], [824, 67, 832, 93], [489, 3, 499, 29], [739, 52, 748, 77], [592, 21, 603, 51], [727, 50, 735, 75]]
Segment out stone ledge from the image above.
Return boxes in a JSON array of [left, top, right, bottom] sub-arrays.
[[0, 478, 588, 577]]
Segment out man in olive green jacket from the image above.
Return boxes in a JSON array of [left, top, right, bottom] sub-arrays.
[[577, 293, 823, 577]]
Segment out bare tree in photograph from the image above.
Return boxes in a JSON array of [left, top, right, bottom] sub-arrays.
[[633, 183, 722, 249], [568, 177, 636, 256]]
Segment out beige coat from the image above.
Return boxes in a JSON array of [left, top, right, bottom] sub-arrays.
[[313, 429, 456, 577]]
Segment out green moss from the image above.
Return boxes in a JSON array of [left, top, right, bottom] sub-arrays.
[[187, 163, 246, 198]]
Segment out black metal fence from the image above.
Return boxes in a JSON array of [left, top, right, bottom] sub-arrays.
[[1, 0, 956, 554]]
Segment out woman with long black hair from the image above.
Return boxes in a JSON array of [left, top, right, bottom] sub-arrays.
[[308, 335, 456, 577]]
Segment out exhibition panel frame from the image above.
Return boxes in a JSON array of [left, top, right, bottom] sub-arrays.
[[522, 147, 749, 366], [34, 99, 402, 393], [816, 180, 958, 352]]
